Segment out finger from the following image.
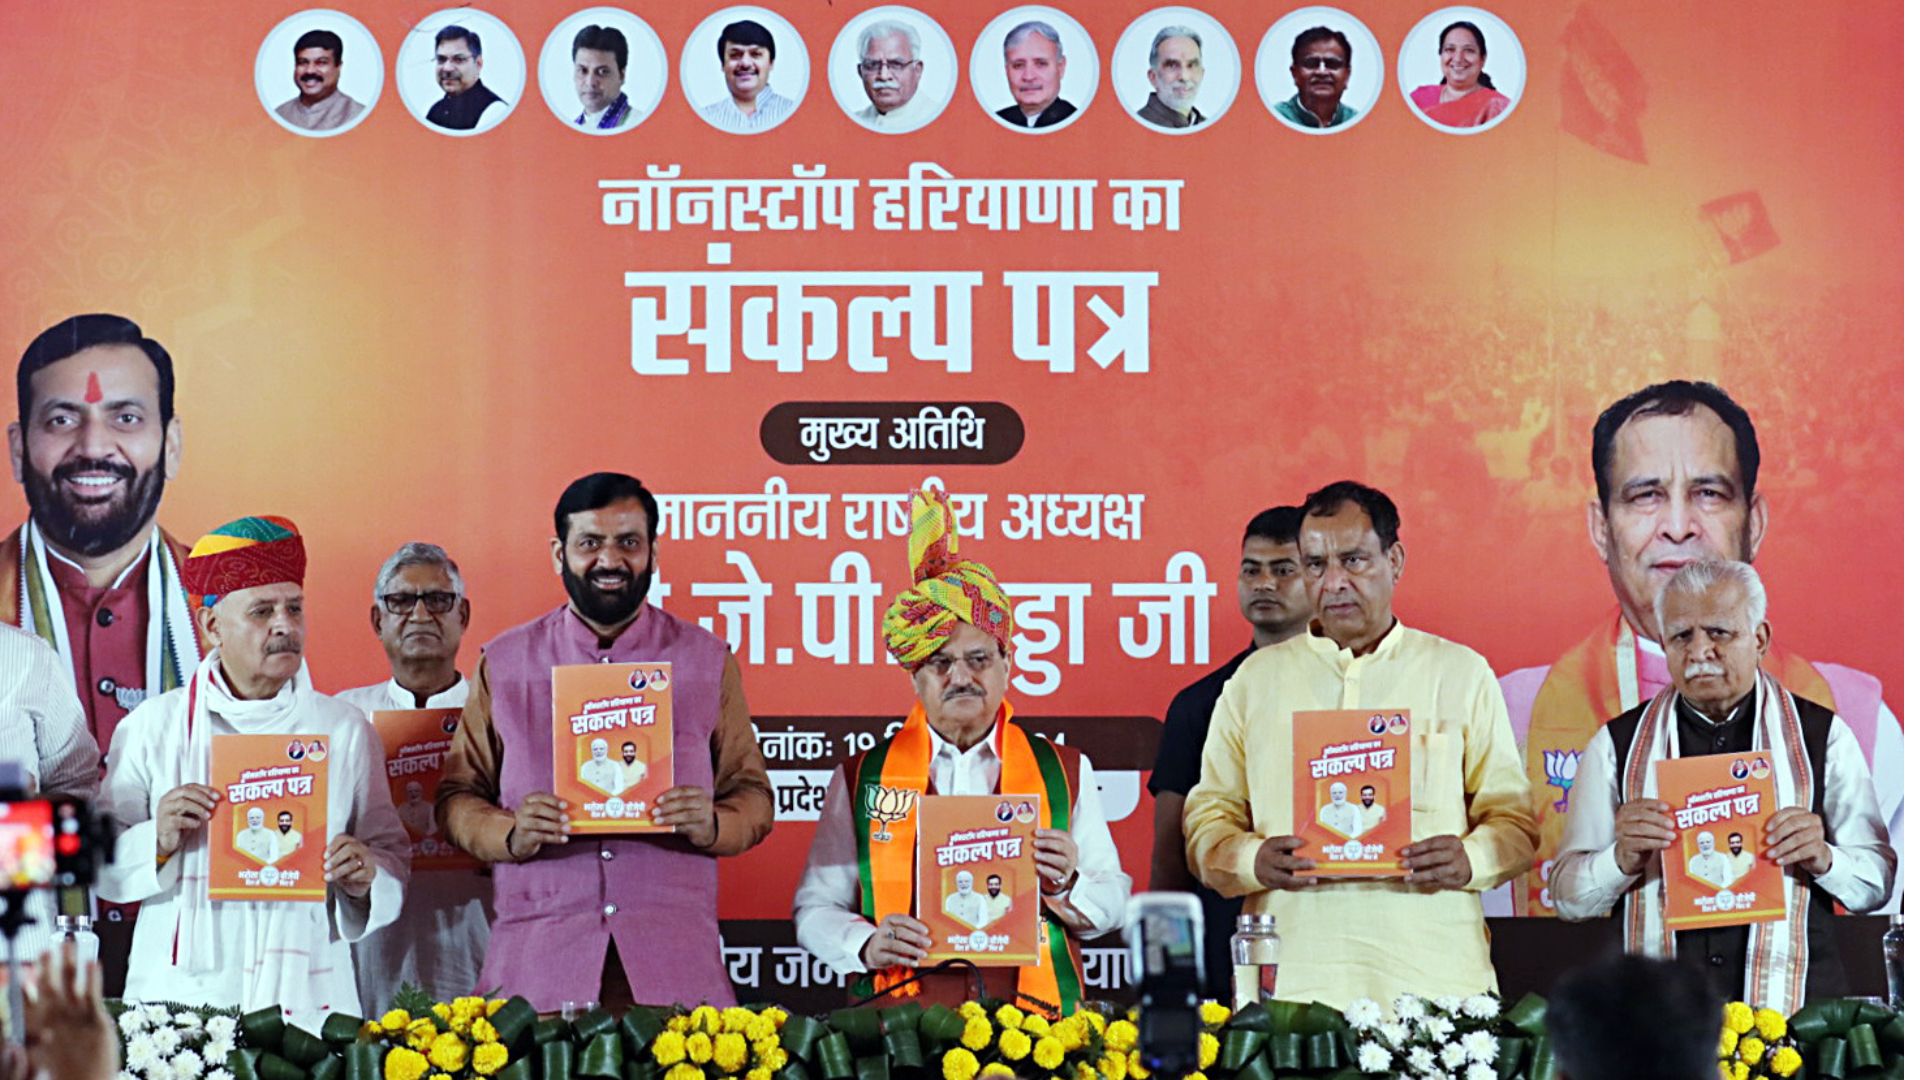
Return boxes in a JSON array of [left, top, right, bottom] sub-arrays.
[[1618, 825, 1678, 844], [891, 927, 935, 950], [521, 806, 573, 829], [1270, 835, 1307, 851], [519, 823, 570, 846], [524, 793, 571, 811], [1275, 855, 1317, 872], [1400, 849, 1458, 871], [1769, 838, 1824, 865]]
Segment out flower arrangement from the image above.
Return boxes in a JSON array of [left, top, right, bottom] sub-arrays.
[[1342, 993, 1518, 1080], [362, 995, 516, 1079], [1719, 1001, 1800, 1080], [110, 1002, 241, 1080]]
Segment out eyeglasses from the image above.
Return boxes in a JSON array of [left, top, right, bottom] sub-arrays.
[[921, 650, 1000, 677], [380, 591, 458, 616], [858, 59, 918, 75], [1295, 56, 1348, 70]]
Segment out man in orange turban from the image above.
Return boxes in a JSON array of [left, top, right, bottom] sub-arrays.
[[794, 489, 1128, 1012]]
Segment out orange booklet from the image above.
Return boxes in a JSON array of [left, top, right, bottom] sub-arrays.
[[209, 734, 328, 901], [372, 708, 478, 871], [1658, 752, 1786, 929], [1293, 709, 1413, 876], [916, 795, 1041, 966], [551, 662, 674, 834]]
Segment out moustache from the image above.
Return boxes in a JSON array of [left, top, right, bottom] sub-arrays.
[[871, 79, 900, 89], [942, 685, 984, 701], [1683, 661, 1726, 679], [265, 638, 303, 656], [52, 457, 135, 484]]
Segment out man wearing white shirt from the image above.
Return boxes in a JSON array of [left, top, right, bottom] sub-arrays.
[[1317, 781, 1363, 837], [235, 806, 279, 864], [941, 870, 991, 929], [793, 488, 1128, 1011], [699, 20, 797, 134], [1686, 832, 1732, 889], [570, 25, 637, 132], [335, 541, 490, 1013], [850, 20, 934, 132]]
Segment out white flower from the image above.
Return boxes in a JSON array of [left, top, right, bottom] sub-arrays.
[[1460, 1030, 1499, 1064], [1376, 1020, 1410, 1047], [205, 1015, 238, 1043], [118, 1072, 141, 1080], [1423, 1017, 1455, 1042], [142, 1003, 172, 1024], [1392, 995, 1427, 1022], [151, 1027, 182, 1056], [170, 1049, 205, 1079], [1344, 999, 1384, 1029], [1465, 1065, 1496, 1080], [1432, 995, 1463, 1015], [1463, 994, 1501, 1020], [1439, 1042, 1468, 1070], [124, 1034, 160, 1071], [206, 1035, 235, 1062], [210, 1071, 235, 1080], [172, 1010, 203, 1029], [1356, 1043, 1393, 1073], [1407, 1047, 1436, 1072], [119, 1009, 151, 1035]]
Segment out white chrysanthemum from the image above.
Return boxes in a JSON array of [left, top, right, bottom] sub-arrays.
[[1465, 1064, 1496, 1080], [1356, 1043, 1393, 1073], [1376, 1020, 1409, 1048], [142, 1003, 172, 1024], [1344, 999, 1384, 1029], [1407, 1047, 1436, 1072], [1463, 994, 1501, 1020], [205, 1015, 238, 1042], [1423, 1017, 1455, 1042], [1432, 996, 1462, 1015], [1392, 995, 1426, 1022], [170, 1049, 205, 1079], [173, 1010, 203, 1028], [1460, 1030, 1499, 1064], [207, 1035, 236, 1062], [1439, 1042, 1468, 1070], [118, 1072, 141, 1080], [210, 1070, 236, 1080], [151, 1026, 182, 1056], [119, 1009, 151, 1035], [124, 1034, 161, 1071]]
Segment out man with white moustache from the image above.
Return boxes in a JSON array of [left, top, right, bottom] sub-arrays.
[[851, 20, 933, 131], [1137, 26, 1206, 129]]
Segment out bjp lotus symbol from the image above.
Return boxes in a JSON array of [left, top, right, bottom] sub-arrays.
[[1542, 749, 1582, 813], [865, 785, 916, 842]]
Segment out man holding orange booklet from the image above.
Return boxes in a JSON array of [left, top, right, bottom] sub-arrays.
[[1550, 559, 1893, 1009]]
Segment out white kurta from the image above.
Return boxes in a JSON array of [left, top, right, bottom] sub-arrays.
[[334, 678, 493, 1012], [98, 656, 409, 1028]]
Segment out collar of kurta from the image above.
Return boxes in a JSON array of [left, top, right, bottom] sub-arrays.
[[1304, 617, 1404, 665]]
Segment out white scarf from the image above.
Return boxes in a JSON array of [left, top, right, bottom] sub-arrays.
[[1620, 670, 1815, 1009], [18, 521, 200, 709], [173, 648, 314, 974]]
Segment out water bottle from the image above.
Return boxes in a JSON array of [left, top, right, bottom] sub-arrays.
[[1883, 915, 1902, 1010], [1229, 913, 1281, 1011], [50, 915, 100, 966]]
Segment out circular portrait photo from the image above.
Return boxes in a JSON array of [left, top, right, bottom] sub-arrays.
[[1110, 8, 1240, 134], [1396, 6, 1525, 133], [826, 6, 959, 134], [396, 8, 527, 136], [537, 7, 669, 134], [1254, 6, 1384, 134], [256, 9, 382, 138], [681, 6, 810, 135], [969, 6, 1099, 134]]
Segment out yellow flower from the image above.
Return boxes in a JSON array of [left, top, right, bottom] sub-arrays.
[[360, 1020, 383, 1040], [995, 1004, 1026, 1030], [1075, 1064, 1098, 1080], [753, 1036, 781, 1061], [1199, 1032, 1219, 1070], [1731, 1064, 1750, 1080], [654, 1031, 690, 1067], [714, 1032, 750, 1073], [959, 1002, 988, 1021], [428, 1032, 468, 1073], [762, 1007, 789, 1030], [487, 999, 507, 1016], [1738, 1036, 1766, 1066], [669, 1016, 692, 1034], [758, 1046, 789, 1072], [1082, 1011, 1107, 1036], [385, 1048, 429, 1080], [430, 1074, 451, 1080], [1717, 1064, 1733, 1080], [744, 1016, 775, 1043], [1033, 1037, 1066, 1071], [666, 1066, 706, 1080], [381, 1009, 413, 1034], [453, 996, 486, 1018], [1097, 1050, 1127, 1080], [1754, 1009, 1788, 1043], [691, 1006, 723, 1036], [1199, 1002, 1231, 1029], [1129, 1050, 1152, 1080], [961, 1016, 994, 1051], [982, 1067, 1017, 1080], [1104, 1020, 1139, 1055], [1770, 1046, 1803, 1077], [722, 1007, 755, 1034], [688, 1032, 715, 1065], [748, 1071, 772, 1080], [998, 1028, 1033, 1062], [943, 1047, 981, 1080], [1719, 1028, 1739, 1057], [1049, 1019, 1086, 1053], [407, 1018, 438, 1052], [471, 1017, 498, 1044], [1022, 1013, 1053, 1037], [1185, 1074, 1206, 1080], [1724, 1002, 1755, 1035], [473, 1043, 510, 1077], [450, 1015, 472, 1038], [432, 1004, 452, 1024]]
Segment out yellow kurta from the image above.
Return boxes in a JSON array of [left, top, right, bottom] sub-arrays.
[[1184, 621, 1537, 1006]]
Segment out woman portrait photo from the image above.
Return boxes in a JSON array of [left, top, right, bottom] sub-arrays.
[[1399, 9, 1523, 133]]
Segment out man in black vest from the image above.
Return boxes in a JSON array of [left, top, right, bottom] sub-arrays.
[[426, 25, 508, 131], [1548, 559, 1893, 1006]]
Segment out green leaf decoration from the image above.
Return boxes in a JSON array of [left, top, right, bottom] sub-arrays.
[[828, 1007, 885, 1051], [815, 1030, 856, 1079], [1232, 1051, 1275, 1080], [241, 1006, 287, 1050], [257, 1052, 307, 1080], [1219, 1026, 1267, 1071], [281, 1025, 330, 1066], [228, 1047, 262, 1080], [782, 1014, 829, 1059], [543, 1037, 578, 1080], [535, 1017, 572, 1045], [1502, 994, 1550, 1037], [621, 1006, 670, 1055], [390, 983, 436, 1020], [308, 1055, 343, 1080], [320, 1013, 364, 1045], [491, 997, 539, 1050], [918, 1005, 966, 1043], [341, 1042, 383, 1080], [575, 1008, 620, 1042], [579, 1031, 626, 1078], [495, 1057, 536, 1080], [853, 1053, 891, 1080]]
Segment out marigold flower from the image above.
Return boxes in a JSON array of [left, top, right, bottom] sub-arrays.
[[962, 1016, 993, 1051], [654, 1030, 690, 1066], [1719, 1029, 1738, 1057], [748, 1070, 773, 1080], [1738, 1036, 1766, 1066], [1769, 1046, 1803, 1077], [715, 1032, 750, 1073], [1754, 1009, 1788, 1043], [981, 1066, 1016, 1079], [407, 1018, 438, 1052], [487, 999, 507, 1016], [1723, 1002, 1755, 1035], [1097, 1050, 1127, 1080], [1022, 1013, 1052, 1037], [691, 1006, 723, 1035], [431, 1004, 452, 1024], [1199, 1032, 1220, 1069], [1199, 1002, 1231, 1029], [381, 1010, 413, 1034], [998, 1028, 1032, 1061], [1033, 1036, 1066, 1071], [1104, 1020, 1139, 1055], [669, 1016, 692, 1035], [762, 1007, 789, 1029], [722, 1007, 755, 1034], [958, 1002, 987, 1021], [995, 1004, 1026, 1030], [1049, 1019, 1086, 1052], [428, 1032, 468, 1072], [760, 1046, 789, 1071], [473, 1042, 510, 1077], [688, 1032, 715, 1064], [471, 1017, 498, 1044], [943, 1047, 981, 1080], [385, 1047, 429, 1080], [745, 1016, 776, 1043], [666, 1065, 705, 1080]]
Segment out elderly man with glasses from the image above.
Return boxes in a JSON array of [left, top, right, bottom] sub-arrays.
[[850, 18, 934, 131], [793, 488, 1129, 1011], [336, 541, 490, 1012]]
